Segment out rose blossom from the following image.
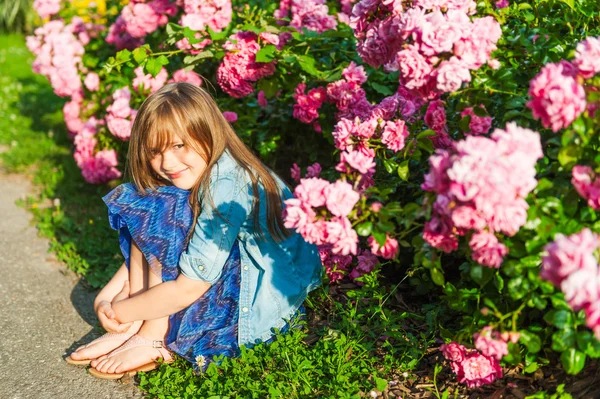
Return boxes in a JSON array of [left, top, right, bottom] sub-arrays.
[[324, 180, 360, 217], [454, 352, 502, 388], [223, 111, 238, 123], [473, 327, 509, 360], [573, 36, 600, 79], [572, 165, 600, 209], [541, 228, 600, 287], [527, 61, 586, 132], [440, 342, 466, 362], [368, 234, 399, 259], [84, 72, 100, 92], [469, 231, 508, 268], [461, 106, 492, 135]]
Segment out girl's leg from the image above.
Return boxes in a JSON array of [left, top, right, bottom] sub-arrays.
[[91, 256, 171, 374], [70, 242, 147, 360]]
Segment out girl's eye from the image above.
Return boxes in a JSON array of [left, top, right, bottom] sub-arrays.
[[174, 144, 185, 150]]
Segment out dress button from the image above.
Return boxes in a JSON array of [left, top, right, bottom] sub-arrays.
[[198, 266, 205, 271], [242, 307, 249, 312], [243, 266, 249, 271]]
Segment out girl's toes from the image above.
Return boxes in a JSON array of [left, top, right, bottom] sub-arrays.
[[107, 361, 121, 374]]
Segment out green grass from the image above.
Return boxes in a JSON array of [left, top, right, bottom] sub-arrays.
[[0, 34, 122, 288]]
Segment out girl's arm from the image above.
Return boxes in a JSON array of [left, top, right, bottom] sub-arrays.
[[111, 273, 211, 322], [93, 262, 129, 312]]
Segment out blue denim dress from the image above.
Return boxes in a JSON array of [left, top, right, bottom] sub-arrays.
[[103, 183, 241, 371]]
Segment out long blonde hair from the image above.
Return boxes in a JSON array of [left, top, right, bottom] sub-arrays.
[[127, 82, 290, 242]]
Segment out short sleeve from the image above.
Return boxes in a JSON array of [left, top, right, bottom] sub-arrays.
[[179, 170, 252, 284]]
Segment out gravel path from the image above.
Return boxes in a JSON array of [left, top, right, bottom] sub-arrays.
[[0, 172, 144, 399]]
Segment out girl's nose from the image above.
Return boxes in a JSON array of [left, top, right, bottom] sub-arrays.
[[161, 151, 176, 170]]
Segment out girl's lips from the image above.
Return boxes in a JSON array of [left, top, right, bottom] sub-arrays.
[[167, 169, 188, 179]]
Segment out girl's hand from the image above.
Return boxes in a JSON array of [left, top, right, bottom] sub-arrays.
[[97, 300, 132, 333]]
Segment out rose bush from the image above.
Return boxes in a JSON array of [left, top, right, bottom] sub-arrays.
[[28, 0, 600, 392]]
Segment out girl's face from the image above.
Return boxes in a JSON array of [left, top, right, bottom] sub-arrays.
[[149, 133, 207, 190]]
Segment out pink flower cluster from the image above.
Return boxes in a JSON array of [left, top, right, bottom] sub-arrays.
[[107, 0, 177, 50], [284, 178, 361, 255], [73, 118, 122, 184], [170, 68, 203, 86], [180, 0, 232, 32], [541, 229, 600, 339], [424, 100, 452, 148], [572, 166, 600, 209], [26, 19, 87, 97], [63, 96, 85, 135], [473, 327, 510, 360], [327, 62, 372, 121], [461, 105, 493, 135], [332, 89, 422, 185], [133, 66, 168, 93], [440, 342, 502, 388], [573, 36, 600, 79], [527, 61, 587, 132], [106, 87, 137, 141], [33, 0, 61, 19], [350, 0, 501, 96], [293, 83, 327, 127], [527, 35, 600, 133], [216, 31, 276, 98], [275, 0, 337, 33], [422, 123, 542, 268], [291, 162, 322, 182]]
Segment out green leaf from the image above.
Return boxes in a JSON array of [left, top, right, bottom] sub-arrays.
[[116, 49, 131, 62], [561, 348, 586, 375], [552, 310, 574, 329], [397, 160, 409, 181], [372, 230, 387, 247], [156, 55, 169, 66], [558, 145, 581, 167], [416, 129, 437, 139], [520, 330, 542, 353], [430, 267, 445, 286], [207, 26, 229, 41], [459, 115, 471, 132], [145, 57, 162, 77], [552, 329, 576, 352], [370, 82, 394, 96], [559, 0, 575, 10], [132, 47, 147, 64], [296, 55, 321, 77], [356, 222, 373, 237], [183, 50, 214, 65], [255, 44, 277, 63], [374, 376, 387, 392]]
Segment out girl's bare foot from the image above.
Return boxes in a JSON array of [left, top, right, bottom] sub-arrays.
[[90, 334, 172, 374], [69, 321, 142, 362]]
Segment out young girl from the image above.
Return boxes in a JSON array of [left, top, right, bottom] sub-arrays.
[[66, 82, 322, 378]]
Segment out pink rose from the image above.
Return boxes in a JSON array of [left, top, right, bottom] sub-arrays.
[[84, 72, 100, 92], [368, 234, 399, 259], [527, 61, 586, 132], [541, 228, 600, 287], [324, 181, 360, 217], [436, 57, 471, 93], [573, 36, 600, 79], [473, 327, 509, 360], [454, 352, 502, 388], [440, 342, 467, 362], [381, 119, 409, 152], [469, 231, 508, 268], [294, 177, 330, 208], [223, 111, 238, 122]]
